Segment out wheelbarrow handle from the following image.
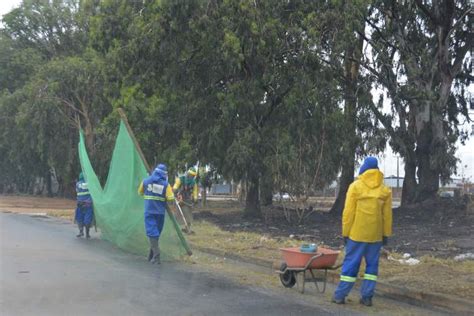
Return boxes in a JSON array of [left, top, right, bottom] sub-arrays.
[[303, 253, 324, 270]]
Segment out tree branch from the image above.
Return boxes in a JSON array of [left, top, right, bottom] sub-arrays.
[[414, 0, 439, 24], [363, 18, 399, 52], [451, 37, 472, 76], [446, 7, 472, 40]]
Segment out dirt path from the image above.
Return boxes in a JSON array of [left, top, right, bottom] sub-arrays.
[[0, 195, 75, 210], [0, 195, 75, 215]]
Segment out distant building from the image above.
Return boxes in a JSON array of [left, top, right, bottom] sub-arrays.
[[441, 178, 464, 189], [383, 176, 465, 189], [384, 176, 404, 188], [210, 182, 232, 195], [383, 176, 473, 198], [383, 176, 403, 198]]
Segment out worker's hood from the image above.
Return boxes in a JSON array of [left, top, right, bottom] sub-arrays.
[[358, 169, 384, 189], [151, 168, 168, 182]]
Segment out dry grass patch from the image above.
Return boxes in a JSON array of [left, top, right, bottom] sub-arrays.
[[188, 220, 305, 262], [46, 209, 74, 221], [379, 256, 474, 300], [189, 220, 474, 300]]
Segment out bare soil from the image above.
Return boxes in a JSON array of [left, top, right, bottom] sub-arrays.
[[0, 195, 75, 212], [195, 197, 474, 258], [0, 195, 75, 219]]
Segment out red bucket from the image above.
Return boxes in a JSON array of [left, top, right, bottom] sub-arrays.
[[280, 247, 340, 269]]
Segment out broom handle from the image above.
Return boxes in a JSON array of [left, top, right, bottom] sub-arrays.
[[175, 199, 191, 232]]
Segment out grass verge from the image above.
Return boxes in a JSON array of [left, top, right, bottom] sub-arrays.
[[47, 209, 74, 220], [188, 219, 474, 300]]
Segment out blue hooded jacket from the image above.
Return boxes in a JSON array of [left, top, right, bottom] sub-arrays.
[[143, 164, 169, 215]]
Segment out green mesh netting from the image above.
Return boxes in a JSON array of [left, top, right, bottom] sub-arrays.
[[78, 120, 188, 259]]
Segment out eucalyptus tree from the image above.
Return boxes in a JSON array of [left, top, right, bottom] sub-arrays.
[[288, 0, 386, 214], [362, 0, 472, 204], [151, 0, 352, 216]]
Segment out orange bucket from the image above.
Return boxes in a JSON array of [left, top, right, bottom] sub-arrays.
[[280, 247, 340, 269]]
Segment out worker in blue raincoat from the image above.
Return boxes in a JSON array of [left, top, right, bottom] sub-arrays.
[[332, 157, 392, 307], [138, 164, 175, 264], [75, 172, 94, 238]]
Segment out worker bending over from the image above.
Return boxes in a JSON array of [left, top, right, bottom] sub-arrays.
[[173, 167, 198, 230]]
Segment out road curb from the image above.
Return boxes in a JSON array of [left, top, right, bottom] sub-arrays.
[[192, 245, 474, 314]]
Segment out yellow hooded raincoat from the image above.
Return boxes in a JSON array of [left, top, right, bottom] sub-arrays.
[[342, 169, 392, 243]]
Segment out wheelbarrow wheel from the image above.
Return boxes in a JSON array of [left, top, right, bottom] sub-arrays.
[[279, 263, 296, 288]]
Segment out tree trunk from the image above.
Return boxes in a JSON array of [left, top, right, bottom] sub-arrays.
[[260, 167, 273, 206], [83, 119, 95, 157], [238, 180, 246, 204], [201, 186, 207, 206], [416, 152, 440, 202], [27, 180, 34, 195], [244, 174, 261, 218], [46, 169, 53, 197], [401, 152, 417, 206], [329, 25, 361, 214], [415, 125, 440, 202], [330, 158, 355, 214], [412, 100, 440, 203]]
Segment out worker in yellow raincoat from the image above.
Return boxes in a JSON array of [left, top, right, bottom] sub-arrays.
[[332, 157, 392, 307]]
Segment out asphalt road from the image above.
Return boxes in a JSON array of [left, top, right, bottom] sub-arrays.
[[0, 212, 347, 316]]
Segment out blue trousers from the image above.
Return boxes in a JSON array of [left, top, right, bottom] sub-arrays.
[[75, 204, 94, 226], [334, 239, 382, 300], [144, 213, 165, 238]]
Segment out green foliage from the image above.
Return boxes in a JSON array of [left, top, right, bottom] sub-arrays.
[[1, 0, 469, 212], [0, 0, 107, 195], [1, 0, 87, 58], [0, 34, 44, 92], [149, 2, 348, 205]]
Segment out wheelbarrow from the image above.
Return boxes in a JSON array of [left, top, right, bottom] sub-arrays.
[[276, 247, 341, 294]]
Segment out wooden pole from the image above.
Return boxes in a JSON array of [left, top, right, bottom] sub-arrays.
[[117, 107, 192, 256], [117, 108, 151, 172]]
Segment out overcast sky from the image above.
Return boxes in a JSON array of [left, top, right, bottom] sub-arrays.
[[1, 0, 473, 180], [0, 0, 20, 17]]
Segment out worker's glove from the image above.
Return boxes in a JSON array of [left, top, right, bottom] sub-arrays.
[[382, 236, 388, 246], [343, 237, 348, 246]]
